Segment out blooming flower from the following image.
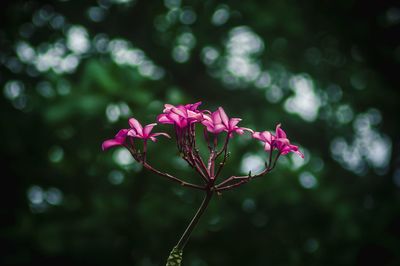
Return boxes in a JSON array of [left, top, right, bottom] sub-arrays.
[[102, 129, 129, 151], [157, 102, 203, 128], [253, 124, 304, 158], [127, 118, 170, 142], [101, 118, 170, 151], [202, 107, 253, 137], [273, 124, 303, 157], [252, 131, 274, 151]]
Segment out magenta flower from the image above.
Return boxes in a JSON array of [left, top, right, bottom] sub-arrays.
[[253, 124, 304, 158], [101, 129, 129, 151], [252, 131, 274, 151], [273, 124, 304, 158], [127, 118, 170, 142], [101, 118, 170, 151], [157, 102, 203, 128], [202, 107, 253, 137]]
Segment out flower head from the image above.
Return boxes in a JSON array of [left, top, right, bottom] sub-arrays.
[[102, 129, 129, 151], [252, 124, 304, 158], [101, 118, 170, 151], [252, 131, 274, 151], [157, 102, 203, 128], [202, 107, 253, 137], [273, 124, 303, 158], [127, 118, 170, 142]]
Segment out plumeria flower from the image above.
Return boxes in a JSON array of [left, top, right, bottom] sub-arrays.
[[202, 107, 253, 137], [102, 129, 129, 151], [252, 131, 274, 151], [273, 124, 304, 158], [157, 102, 203, 128], [127, 118, 170, 142], [253, 124, 304, 158], [101, 118, 170, 151]]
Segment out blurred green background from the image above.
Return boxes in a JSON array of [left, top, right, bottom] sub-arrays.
[[1, 0, 400, 265]]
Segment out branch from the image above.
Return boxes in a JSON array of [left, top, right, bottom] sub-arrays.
[[216, 134, 229, 158], [215, 166, 270, 191], [215, 179, 250, 192], [188, 124, 210, 181], [215, 150, 283, 191], [142, 162, 205, 190]]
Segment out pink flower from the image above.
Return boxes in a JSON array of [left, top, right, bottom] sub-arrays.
[[202, 107, 253, 137], [102, 129, 129, 151], [127, 118, 170, 142], [102, 118, 170, 151], [273, 124, 303, 158], [252, 131, 274, 151], [157, 102, 203, 128], [252, 124, 304, 158]]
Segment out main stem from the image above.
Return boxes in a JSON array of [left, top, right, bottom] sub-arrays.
[[175, 190, 213, 250]]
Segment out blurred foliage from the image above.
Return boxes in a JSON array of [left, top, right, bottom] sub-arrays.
[[1, 0, 400, 265]]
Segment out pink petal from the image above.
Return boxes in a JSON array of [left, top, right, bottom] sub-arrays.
[[187, 110, 203, 121], [288, 144, 304, 158], [129, 118, 143, 135], [203, 125, 215, 133], [171, 107, 187, 118], [149, 136, 157, 142], [253, 131, 270, 141], [261, 131, 273, 143], [280, 149, 290, 155], [213, 124, 226, 133], [275, 123, 287, 139], [294, 150, 304, 158], [274, 138, 290, 146], [168, 113, 185, 127], [163, 104, 175, 113], [151, 132, 171, 139], [115, 129, 129, 140], [143, 123, 157, 137], [127, 129, 139, 137], [186, 101, 202, 110], [201, 113, 212, 122], [102, 139, 124, 151], [201, 120, 213, 128], [218, 107, 229, 127], [264, 143, 272, 151], [212, 110, 222, 124], [229, 118, 241, 128], [157, 114, 174, 124], [235, 129, 244, 135], [252, 132, 263, 141], [240, 127, 254, 134]]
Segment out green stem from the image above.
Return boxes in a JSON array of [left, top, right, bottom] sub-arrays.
[[176, 191, 213, 250]]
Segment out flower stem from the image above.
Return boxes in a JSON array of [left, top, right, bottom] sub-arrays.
[[175, 191, 213, 250]]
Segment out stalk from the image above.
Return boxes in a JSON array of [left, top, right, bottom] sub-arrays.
[[166, 191, 213, 265]]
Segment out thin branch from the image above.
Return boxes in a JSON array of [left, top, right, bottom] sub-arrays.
[[207, 151, 216, 178], [215, 179, 250, 192], [216, 134, 229, 158], [215, 166, 269, 189], [189, 124, 210, 180], [192, 154, 210, 181], [142, 162, 205, 190]]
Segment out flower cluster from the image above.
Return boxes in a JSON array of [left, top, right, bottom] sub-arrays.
[[102, 102, 303, 192], [103, 101, 304, 264]]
